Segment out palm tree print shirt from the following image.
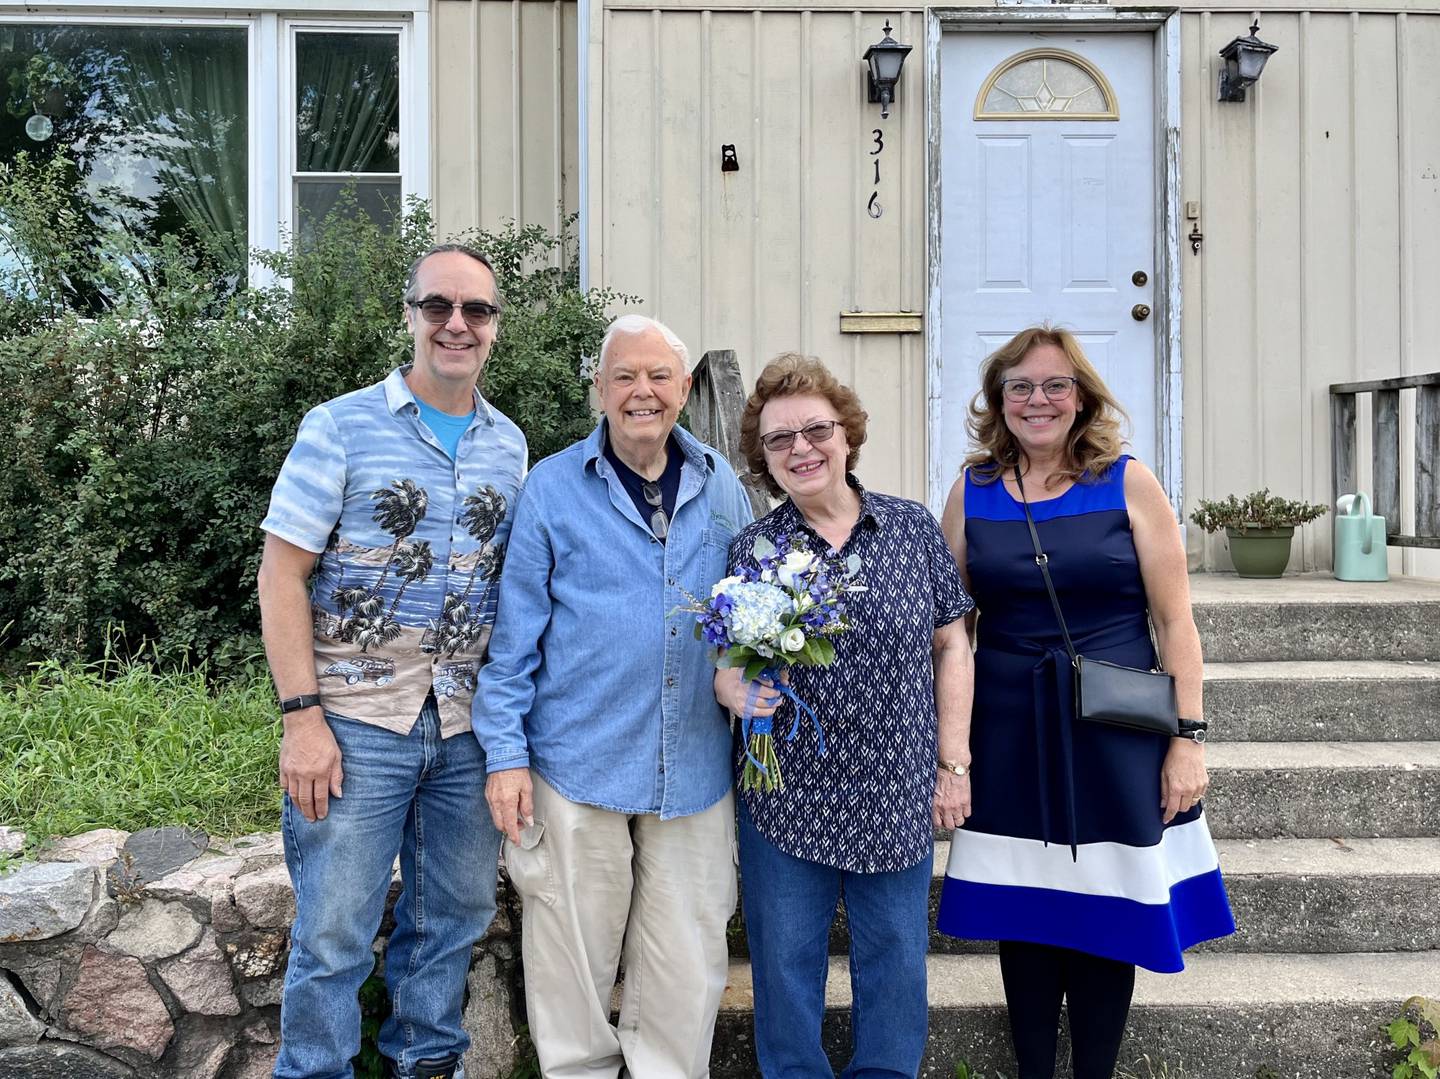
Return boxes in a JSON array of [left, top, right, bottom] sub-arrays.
[[261, 367, 528, 738]]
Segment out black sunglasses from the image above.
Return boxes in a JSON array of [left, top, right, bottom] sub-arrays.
[[759, 419, 840, 453], [410, 298, 499, 328], [642, 481, 669, 540]]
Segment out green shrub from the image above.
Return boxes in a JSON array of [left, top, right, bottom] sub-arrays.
[[0, 161, 628, 671], [0, 152, 87, 331], [0, 659, 280, 844]]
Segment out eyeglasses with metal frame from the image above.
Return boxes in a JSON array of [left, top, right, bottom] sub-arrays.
[[759, 419, 841, 453], [409, 298, 500, 328], [1000, 376, 1080, 403], [642, 481, 669, 540]]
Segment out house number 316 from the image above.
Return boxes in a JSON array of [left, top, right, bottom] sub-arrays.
[[867, 129, 884, 219]]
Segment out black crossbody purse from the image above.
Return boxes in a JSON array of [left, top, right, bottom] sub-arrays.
[[1013, 466, 1179, 737]]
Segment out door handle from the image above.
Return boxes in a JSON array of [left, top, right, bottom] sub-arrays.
[[1131, 304, 1151, 322]]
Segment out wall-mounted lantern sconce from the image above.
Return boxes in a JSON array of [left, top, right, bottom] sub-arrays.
[[864, 21, 912, 120], [1217, 21, 1278, 102]]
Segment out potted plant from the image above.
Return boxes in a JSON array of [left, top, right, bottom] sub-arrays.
[[1189, 489, 1330, 578]]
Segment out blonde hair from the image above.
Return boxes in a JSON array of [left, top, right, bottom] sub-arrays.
[[739, 353, 868, 497], [963, 325, 1128, 487]]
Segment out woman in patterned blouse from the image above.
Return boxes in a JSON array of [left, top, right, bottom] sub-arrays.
[[714, 352, 975, 1077]]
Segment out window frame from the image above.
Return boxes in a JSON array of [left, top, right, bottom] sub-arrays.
[[972, 48, 1119, 122], [0, 1, 431, 281], [280, 19, 419, 254]]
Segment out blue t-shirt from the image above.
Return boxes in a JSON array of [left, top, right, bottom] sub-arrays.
[[416, 397, 476, 460]]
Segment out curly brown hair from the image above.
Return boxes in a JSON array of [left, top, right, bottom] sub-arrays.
[[740, 353, 869, 497], [963, 325, 1128, 487]]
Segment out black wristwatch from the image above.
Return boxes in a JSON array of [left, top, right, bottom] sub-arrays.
[[279, 693, 323, 715], [1177, 718, 1208, 743]]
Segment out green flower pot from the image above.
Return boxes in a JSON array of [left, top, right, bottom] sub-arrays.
[[1225, 526, 1295, 578]]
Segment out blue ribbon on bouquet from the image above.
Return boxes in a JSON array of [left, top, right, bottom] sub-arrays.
[[740, 665, 827, 776]]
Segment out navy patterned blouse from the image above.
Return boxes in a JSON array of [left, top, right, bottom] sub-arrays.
[[726, 479, 974, 873]]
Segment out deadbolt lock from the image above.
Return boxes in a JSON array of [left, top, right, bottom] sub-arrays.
[[1131, 304, 1151, 322], [1132, 270, 1148, 287]]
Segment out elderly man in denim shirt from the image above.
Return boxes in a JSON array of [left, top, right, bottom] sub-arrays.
[[474, 315, 753, 1078], [259, 245, 526, 1079]]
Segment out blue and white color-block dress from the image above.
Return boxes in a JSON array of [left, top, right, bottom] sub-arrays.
[[936, 456, 1235, 973]]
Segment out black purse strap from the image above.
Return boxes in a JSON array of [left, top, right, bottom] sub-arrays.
[[1013, 465, 1079, 665]]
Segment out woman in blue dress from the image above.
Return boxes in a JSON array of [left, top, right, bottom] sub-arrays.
[[936, 326, 1235, 1079]]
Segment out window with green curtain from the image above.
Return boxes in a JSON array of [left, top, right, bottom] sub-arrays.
[[294, 30, 401, 246], [0, 25, 248, 279]]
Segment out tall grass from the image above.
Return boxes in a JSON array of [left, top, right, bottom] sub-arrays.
[[0, 661, 280, 844]]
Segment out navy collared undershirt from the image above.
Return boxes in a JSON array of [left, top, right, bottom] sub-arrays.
[[604, 433, 683, 542]]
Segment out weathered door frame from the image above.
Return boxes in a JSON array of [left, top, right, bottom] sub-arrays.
[[924, 6, 1184, 518]]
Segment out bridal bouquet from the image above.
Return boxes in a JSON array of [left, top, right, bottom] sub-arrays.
[[688, 533, 864, 791]]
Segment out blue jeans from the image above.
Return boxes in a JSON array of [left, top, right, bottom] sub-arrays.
[[274, 701, 500, 1079], [738, 799, 932, 1079]]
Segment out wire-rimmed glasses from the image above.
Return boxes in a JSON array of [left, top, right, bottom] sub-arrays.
[[1000, 376, 1079, 403]]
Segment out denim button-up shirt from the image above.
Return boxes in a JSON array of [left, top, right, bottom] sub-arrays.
[[474, 421, 753, 818], [261, 367, 527, 738]]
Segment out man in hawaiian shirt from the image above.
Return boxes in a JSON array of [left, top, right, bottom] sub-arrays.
[[258, 244, 527, 1079], [475, 315, 753, 1078]]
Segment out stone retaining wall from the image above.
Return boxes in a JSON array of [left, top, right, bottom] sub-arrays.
[[0, 827, 519, 1079]]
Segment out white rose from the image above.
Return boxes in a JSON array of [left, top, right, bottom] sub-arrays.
[[780, 627, 806, 653], [710, 575, 743, 598], [775, 550, 817, 590]]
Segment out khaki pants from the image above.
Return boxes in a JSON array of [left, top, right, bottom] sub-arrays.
[[504, 772, 738, 1079]]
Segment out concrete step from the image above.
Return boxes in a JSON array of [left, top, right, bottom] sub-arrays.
[[1188, 573, 1440, 663], [1203, 741, 1440, 838], [1204, 660, 1440, 741], [711, 951, 1439, 1077], [1213, 836, 1440, 953], [727, 837, 1440, 959]]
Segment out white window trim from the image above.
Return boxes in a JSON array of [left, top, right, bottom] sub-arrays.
[[279, 19, 425, 255], [0, 0, 427, 14], [0, 4, 431, 283]]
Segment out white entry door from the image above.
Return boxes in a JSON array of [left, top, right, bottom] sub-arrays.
[[937, 30, 1158, 495]]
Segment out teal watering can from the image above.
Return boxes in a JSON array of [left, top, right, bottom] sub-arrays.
[[1334, 492, 1388, 582]]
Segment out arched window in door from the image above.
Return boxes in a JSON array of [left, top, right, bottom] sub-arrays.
[[974, 49, 1118, 120]]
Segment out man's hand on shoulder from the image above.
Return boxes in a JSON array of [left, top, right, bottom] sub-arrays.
[[279, 709, 344, 823], [486, 767, 534, 845]]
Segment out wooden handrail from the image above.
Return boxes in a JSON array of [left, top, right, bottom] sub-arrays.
[[689, 349, 771, 518], [1329, 372, 1440, 549], [1328, 373, 1440, 395]]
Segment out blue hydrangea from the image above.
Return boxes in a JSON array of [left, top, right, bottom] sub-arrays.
[[723, 581, 794, 648]]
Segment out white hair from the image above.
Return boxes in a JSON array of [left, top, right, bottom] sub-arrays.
[[596, 314, 691, 376]]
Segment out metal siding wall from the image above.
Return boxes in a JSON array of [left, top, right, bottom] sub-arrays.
[[598, 7, 929, 501], [432, 0, 579, 239], [1181, 10, 1440, 574], [1401, 13, 1440, 576], [584, 3, 1440, 554]]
